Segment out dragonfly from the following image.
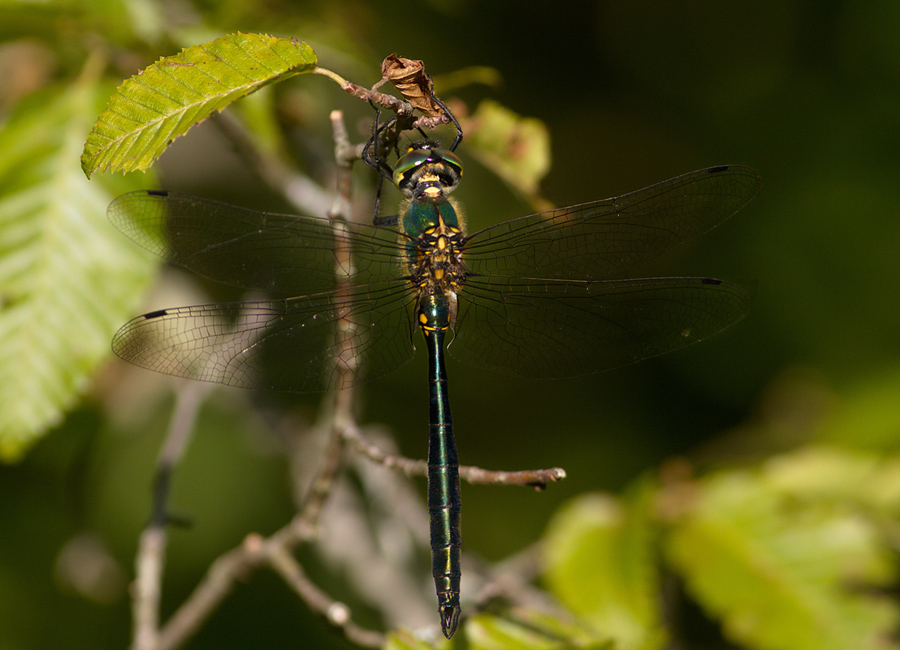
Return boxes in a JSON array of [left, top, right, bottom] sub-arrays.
[[108, 139, 760, 638]]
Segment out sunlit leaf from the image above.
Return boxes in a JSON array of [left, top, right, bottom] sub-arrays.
[[383, 629, 448, 650], [464, 99, 551, 211], [664, 464, 900, 650], [764, 445, 900, 514], [819, 368, 900, 449], [465, 612, 611, 650], [543, 485, 665, 650], [81, 33, 317, 177], [0, 82, 156, 459]]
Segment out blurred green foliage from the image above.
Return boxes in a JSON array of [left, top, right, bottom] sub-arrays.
[[2, 1, 900, 649]]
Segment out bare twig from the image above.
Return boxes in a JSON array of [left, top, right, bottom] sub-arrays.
[[312, 66, 454, 135], [133, 113, 384, 650], [153, 448, 383, 650], [131, 527, 165, 650], [267, 543, 384, 647], [342, 423, 566, 488], [155, 536, 267, 650], [471, 543, 546, 608], [132, 380, 215, 650], [210, 111, 335, 218], [342, 421, 425, 477], [292, 109, 359, 530], [460, 465, 567, 489]]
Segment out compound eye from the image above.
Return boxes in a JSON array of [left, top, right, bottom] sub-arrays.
[[393, 149, 431, 188], [432, 148, 463, 178]]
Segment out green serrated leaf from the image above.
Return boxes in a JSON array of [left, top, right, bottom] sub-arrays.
[[664, 465, 900, 650], [0, 82, 156, 460], [542, 485, 666, 650], [81, 33, 317, 177]]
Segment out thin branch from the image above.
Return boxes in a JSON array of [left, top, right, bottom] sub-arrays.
[[466, 542, 577, 636], [150, 380, 216, 525], [471, 543, 545, 607], [210, 111, 334, 218], [342, 420, 425, 477], [460, 465, 567, 489], [289, 109, 358, 528], [153, 433, 382, 650], [133, 111, 389, 650], [155, 537, 264, 650], [131, 527, 165, 650], [342, 423, 566, 488], [156, 512, 386, 649], [315, 66, 411, 116], [267, 544, 385, 647], [312, 66, 454, 137], [212, 70, 453, 224], [131, 380, 215, 650]]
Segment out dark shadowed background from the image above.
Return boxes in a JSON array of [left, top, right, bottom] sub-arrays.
[[2, 1, 899, 648]]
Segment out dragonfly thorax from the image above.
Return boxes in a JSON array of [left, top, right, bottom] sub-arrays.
[[399, 158, 468, 298], [410, 215, 467, 295], [393, 142, 468, 337]]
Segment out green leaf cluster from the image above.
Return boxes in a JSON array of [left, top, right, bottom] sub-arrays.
[[0, 73, 155, 458], [540, 446, 900, 650]]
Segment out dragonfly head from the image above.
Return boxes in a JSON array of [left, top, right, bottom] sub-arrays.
[[394, 140, 463, 199]]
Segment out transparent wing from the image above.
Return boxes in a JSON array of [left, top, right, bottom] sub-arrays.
[[112, 281, 417, 393], [463, 166, 760, 280], [108, 190, 405, 295], [449, 275, 749, 377]]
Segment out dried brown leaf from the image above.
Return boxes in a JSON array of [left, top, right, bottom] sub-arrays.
[[380, 54, 443, 117]]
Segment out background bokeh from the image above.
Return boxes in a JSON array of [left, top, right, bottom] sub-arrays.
[[2, 1, 899, 648]]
